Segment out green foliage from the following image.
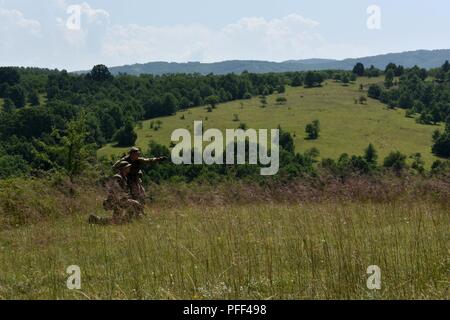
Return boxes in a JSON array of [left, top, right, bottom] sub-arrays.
[[0, 155, 30, 178], [291, 73, 303, 87], [364, 143, 378, 166], [28, 90, 40, 106], [366, 65, 381, 78], [6, 85, 26, 108], [87, 64, 113, 82], [352, 63, 365, 76], [275, 96, 287, 105], [383, 151, 407, 172], [410, 153, 425, 174], [53, 112, 96, 179], [305, 120, 320, 140], [384, 70, 394, 89], [204, 95, 220, 109], [0, 67, 20, 87], [113, 120, 138, 147], [368, 84, 382, 99], [432, 128, 450, 158], [304, 71, 324, 88], [369, 64, 448, 125]]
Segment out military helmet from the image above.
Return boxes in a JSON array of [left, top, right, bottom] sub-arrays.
[[117, 161, 132, 170], [129, 147, 141, 154]]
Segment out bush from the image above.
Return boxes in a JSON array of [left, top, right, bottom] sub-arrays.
[[432, 130, 450, 158], [305, 120, 320, 140], [113, 121, 137, 147], [276, 96, 287, 105], [383, 151, 407, 173], [368, 84, 382, 99], [0, 155, 30, 178]]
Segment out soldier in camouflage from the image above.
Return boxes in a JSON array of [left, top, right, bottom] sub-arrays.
[[113, 147, 167, 204], [89, 161, 144, 225]]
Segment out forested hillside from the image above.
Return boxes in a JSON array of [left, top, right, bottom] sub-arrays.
[[1, 61, 449, 181]]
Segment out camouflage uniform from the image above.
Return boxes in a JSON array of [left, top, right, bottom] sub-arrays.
[[113, 154, 163, 204], [89, 170, 144, 225]]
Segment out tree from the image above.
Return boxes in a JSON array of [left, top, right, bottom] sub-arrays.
[[113, 120, 137, 147], [383, 151, 407, 173], [442, 60, 450, 73], [410, 153, 425, 174], [57, 112, 95, 180], [204, 95, 220, 109], [291, 74, 303, 87], [432, 129, 450, 158], [28, 90, 40, 106], [0, 67, 20, 87], [385, 63, 397, 74], [352, 63, 365, 76], [88, 64, 113, 81], [2, 98, 15, 112], [277, 84, 286, 94], [341, 74, 350, 85], [366, 65, 381, 78], [395, 65, 405, 77], [364, 143, 378, 166], [6, 85, 26, 108], [162, 93, 178, 115], [368, 84, 382, 99], [278, 128, 295, 153], [384, 70, 394, 89], [305, 120, 320, 140], [304, 72, 323, 88]]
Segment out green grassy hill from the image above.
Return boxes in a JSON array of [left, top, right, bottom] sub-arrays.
[[98, 77, 442, 166]]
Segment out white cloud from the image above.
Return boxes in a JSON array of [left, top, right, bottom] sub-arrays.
[[100, 13, 368, 66], [102, 23, 213, 64], [54, 0, 110, 24], [79, 2, 110, 25], [55, 1, 109, 47], [0, 7, 41, 34], [0, 2, 370, 70]]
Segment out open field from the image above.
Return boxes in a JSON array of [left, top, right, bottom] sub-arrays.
[[0, 201, 448, 299], [98, 77, 443, 166], [0, 177, 448, 300]]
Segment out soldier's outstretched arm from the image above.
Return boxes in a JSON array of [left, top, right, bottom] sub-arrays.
[[140, 156, 167, 165]]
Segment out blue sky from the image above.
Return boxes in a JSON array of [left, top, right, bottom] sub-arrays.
[[1, 0, 449, 70]]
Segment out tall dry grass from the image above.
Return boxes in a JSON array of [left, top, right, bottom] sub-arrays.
[[0, 174, 448, 299]]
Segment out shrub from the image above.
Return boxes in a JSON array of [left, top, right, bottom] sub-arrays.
[[305, 120, 320, 140]]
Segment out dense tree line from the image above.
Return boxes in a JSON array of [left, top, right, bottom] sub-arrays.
[[133, 133, 449, 185], [1, 63, 448, 179], [0, 65, 357, 178], [364, 61, 450, 158]]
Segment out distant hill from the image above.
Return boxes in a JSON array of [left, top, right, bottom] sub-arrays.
[[97, 49, 450, 76]]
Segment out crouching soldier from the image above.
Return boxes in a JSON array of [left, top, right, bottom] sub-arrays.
[[89, 161, 144, 225], [113, 147, 167, 204]]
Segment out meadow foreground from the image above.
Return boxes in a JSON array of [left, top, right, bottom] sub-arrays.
[[0, 197, 448, 300]]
